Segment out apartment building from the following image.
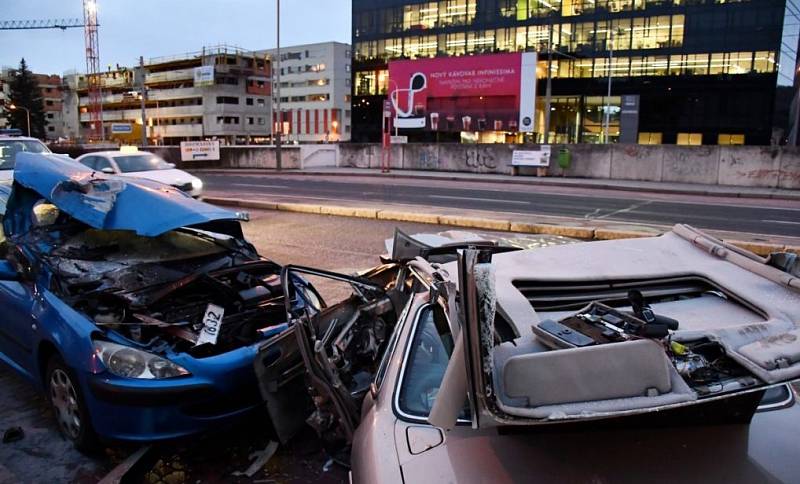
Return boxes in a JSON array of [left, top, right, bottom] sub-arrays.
[[259, 42, 352, 143], [63, 45, 272, 144], [0, 70, 8, 130], [35, 74, 65, 141]]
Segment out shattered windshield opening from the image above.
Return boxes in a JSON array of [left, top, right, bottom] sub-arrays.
[[51, 228, 228, 263], [0, 140, 50, 170], [112, 154, 170, 173]]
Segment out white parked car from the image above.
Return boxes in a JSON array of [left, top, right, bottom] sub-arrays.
[[0, 135, 53, 183], [75, 150, 203, 198]]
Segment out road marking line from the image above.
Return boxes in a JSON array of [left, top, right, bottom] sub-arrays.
[[230, 183, 289, 189], [428, 194, 530, 205], [762, 219, 800, 225], [595, 200, 654, 220]]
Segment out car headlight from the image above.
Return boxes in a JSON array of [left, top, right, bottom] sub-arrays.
[[93, 341, 190, 379], [191, 178, 203, 190]]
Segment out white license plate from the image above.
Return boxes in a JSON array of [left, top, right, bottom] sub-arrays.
[[196, 303, 225, 346]]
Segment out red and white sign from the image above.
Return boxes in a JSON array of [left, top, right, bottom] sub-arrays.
[[388, 52, 537, 133]]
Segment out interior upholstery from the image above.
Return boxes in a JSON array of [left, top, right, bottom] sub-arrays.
[[503, 340, 673, 407]]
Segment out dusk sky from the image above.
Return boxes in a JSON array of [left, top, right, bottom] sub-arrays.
[[1, 0, 352, 74]]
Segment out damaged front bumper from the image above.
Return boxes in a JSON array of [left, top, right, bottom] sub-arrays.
[[81, 343, 265, 442]]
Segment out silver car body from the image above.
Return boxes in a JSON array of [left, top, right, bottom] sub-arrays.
[[256, 226, 800, 483]]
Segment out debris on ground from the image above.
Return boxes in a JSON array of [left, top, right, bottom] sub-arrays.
[[2, 427, 24, 444], [232, 440, 279, 478], [98, 446, 158, 484]]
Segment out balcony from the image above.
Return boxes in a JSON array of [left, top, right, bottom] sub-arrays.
[[79, 104, 204, 123], [151, 124, 203, 138], [145, 68, 195, 85]]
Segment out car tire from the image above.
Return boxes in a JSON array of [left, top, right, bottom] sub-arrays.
[[45, 355, 99, 453]]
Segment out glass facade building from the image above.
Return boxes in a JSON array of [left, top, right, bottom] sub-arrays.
[[351, 0, 800, 145]]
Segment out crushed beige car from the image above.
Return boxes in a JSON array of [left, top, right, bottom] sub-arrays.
[[255, 225, 800, 483]]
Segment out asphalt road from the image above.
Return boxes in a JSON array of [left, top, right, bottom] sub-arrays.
[[198, 173, 800, 237]]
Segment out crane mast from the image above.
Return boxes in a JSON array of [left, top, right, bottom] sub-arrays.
[[83, 0, 102, 140]]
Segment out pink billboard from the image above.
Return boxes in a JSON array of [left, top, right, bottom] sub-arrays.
[[388, 52, 537, 133]]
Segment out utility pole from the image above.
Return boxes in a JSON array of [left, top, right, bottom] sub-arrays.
[[543, 16, 553, 144], [603, 30, 614, 144], [274, 0, 282, 171], [139, 56, 147, 147]]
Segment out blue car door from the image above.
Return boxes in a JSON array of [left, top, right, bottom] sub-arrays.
[[0, 277, 37, 379]]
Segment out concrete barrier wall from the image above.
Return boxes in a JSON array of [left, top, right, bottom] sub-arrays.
[[49, 145, 301, 170], [48, 143, 800, 189], [336, 143, 800, 189]]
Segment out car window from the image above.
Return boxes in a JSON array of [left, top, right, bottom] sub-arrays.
[[0, 140, 51, 170], [397, 305, 459, 418], [112, 154, 169, 173], [79, 156, 97, 170], [95, 157, 113, 172]]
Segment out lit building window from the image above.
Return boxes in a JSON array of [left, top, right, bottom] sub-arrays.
[[494, 28, 516, 52], [671, 15, 685, 47], [438, 0, 476, 27], [638, 132, 663, 144], [753, 51, 776, 73], [718, 134, 745, 145], [404, 35, 438, 58], [381, 38, 404, 60], [677, 133, 703, 145], [468, 30, 495, 53], [631, 16, 672, 50], [377, 70, 389, 94], [355, 71, 376, 96], [404, 2, 438, 30], [444, 32, 467, 56], [528, 24, 551, 51]]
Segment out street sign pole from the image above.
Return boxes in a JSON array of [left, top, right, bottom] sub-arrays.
[[382, 99, 392, 173]]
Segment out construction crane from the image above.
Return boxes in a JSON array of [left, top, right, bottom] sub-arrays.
[[83, 0, 103, 140], [0, 19, 84, 30], [1, 1, 102, 141]]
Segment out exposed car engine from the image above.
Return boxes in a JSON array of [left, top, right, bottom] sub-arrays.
[[72, 261, 293, 356]]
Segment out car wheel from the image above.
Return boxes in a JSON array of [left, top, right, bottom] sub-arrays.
[[46, 355, 99, 453]]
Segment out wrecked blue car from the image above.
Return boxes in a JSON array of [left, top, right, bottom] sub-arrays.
[[0, 153, 317, 450]]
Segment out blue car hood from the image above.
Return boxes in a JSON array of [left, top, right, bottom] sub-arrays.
[[6, 153, 242, 237]]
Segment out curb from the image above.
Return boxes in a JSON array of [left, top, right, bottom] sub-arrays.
[[195, 169, 800, 201], [205, 197, 793, 257]]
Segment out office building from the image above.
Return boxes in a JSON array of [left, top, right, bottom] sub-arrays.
[[352, 0, 800, 145]]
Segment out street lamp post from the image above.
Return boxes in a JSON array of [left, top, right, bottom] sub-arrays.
[[274, 0, 282, 171], [8, 104, 31, 137]]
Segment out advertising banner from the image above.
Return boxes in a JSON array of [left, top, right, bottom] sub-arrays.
[[388, 52, 537, 133], [180, 140, 220, 161], [193, 65, 215, 87]]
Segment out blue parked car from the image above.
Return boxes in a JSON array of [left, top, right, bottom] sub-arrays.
[[0, 153, 319, 451]]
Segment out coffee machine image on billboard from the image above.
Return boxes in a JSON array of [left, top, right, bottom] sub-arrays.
[[390, 72, 428, 129], [388, 52, 537, 134]]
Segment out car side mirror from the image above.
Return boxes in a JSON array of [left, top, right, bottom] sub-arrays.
[[101, 167, 115, 174], [0, 260, 19, 281], [166, 163, 176, 169]]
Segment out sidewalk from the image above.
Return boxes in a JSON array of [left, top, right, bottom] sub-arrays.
[[192, 167, 800, 201]]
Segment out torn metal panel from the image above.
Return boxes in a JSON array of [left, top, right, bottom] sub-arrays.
[[8, 153, 243, 237]]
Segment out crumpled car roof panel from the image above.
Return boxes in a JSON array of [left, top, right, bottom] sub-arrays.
[[10, 152, 240, 237]]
